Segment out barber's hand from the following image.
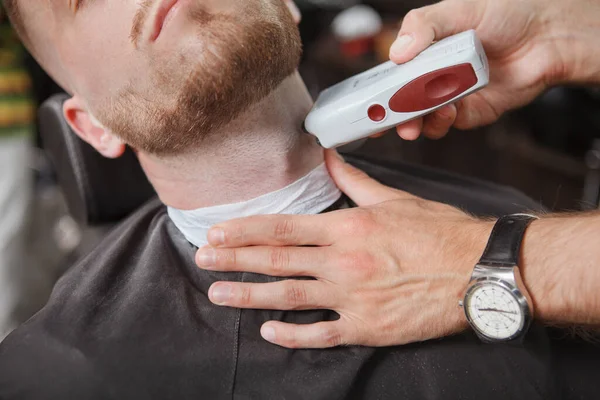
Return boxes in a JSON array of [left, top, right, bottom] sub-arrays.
[[389, 0, 587, 141], [196, 151, 493, 348]]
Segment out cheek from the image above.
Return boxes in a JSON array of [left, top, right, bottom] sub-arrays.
[[64, 8, 142, 98], [145, 44, 198, 98]]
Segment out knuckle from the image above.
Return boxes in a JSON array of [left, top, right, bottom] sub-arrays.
[[403, 9, 425, 26], [273, 217, 297, 242], [356, 252, 378, 278], [226, 224, 246, 245], [346, 166, 371, 182], [423, 128, 446, 140], [279, 328, 301, 349], [453, 118, 471, 131], [269, 248, 290, 274], [322, 327, 344, 348], [216, 249, 237, 268], [427, 117, 448, 133], [342, 209, 377, 235], [454, 105, 479, 130], [339, 251, 378, 278], [284, 282, 308, 309], [239, 286, 253, 307], [437, 107, 455, 121]]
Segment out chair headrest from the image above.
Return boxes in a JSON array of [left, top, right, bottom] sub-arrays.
[[39, 94, 156, 226]]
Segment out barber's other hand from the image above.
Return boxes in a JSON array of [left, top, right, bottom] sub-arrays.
[[196, 151, 493, 348], [389, 0, 592, 141]]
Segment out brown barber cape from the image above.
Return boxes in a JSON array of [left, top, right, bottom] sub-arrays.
[[0, 155, 597, 399]]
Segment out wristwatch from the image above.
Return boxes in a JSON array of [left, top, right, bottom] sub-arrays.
[[460, 214, 538, 343]]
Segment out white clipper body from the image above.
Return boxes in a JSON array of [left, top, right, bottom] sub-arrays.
[[304, 30, 490, 149]]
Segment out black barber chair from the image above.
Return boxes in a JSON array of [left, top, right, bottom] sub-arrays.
[[39, 93, 544, 228]]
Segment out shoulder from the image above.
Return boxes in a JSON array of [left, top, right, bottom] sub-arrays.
[[0, 326, 109, 399], [50, 198, 171, 303], [31, 198, 175, 315], [0, 199, 176, 398]]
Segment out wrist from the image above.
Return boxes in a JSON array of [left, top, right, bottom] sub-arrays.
[[538, 0, 600, 85], [520, 218, 550, 320], [452, 219, 495, 276], [448, 220, 495, 333], [521, 216, 575, 323]]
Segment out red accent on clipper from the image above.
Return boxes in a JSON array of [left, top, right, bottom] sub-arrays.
[[388, 64, 478, 113]]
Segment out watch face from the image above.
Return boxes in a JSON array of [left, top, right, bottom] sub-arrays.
[[466, 283, 525, 340]]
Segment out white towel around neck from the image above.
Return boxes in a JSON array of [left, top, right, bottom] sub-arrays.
[[168, 163, 341, 247]]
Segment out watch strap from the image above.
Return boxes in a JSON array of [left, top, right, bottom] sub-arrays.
[[479, 214, 538, 267]]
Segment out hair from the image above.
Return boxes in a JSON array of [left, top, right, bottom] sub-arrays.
[[1, 0, 301, 155], [98, 2, 303, 155], [2, 0, 29, 46]]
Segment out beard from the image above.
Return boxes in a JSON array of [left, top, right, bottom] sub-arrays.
[[96, 0, 302, 156]]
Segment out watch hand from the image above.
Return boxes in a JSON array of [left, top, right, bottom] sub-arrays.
[[477, 308, 517, 315]]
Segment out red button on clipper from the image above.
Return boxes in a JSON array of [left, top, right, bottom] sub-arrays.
[[368, 104, 386, 122]]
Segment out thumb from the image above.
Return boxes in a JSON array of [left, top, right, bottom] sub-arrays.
[[325, 150, 410, 206], [390, 0, 487, 64]]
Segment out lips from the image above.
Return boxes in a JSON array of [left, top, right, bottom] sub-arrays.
[[150, 0, 180, 42]]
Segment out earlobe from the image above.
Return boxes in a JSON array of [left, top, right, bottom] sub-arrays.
[[63, 96, 126, 159]]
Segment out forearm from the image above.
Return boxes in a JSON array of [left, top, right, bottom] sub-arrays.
[[522, 211, 600, 325]]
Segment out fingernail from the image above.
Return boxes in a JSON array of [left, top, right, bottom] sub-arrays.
[[197, 248, 216, 268], [261, 326, 276, 343], [211, 284, 232, 304], [208, 228, 225, 246], [390, 34, 414, 57]]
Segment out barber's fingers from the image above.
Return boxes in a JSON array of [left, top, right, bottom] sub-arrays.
[[208, 213, 335, 248], [453, 91, 502, 130], [390, 0, 487, 64], [372, 104, 457, 141], [422, 104, 457, 139], [395, 118, 423, 141], [196, 246, 330, 279], [369, 131, 387, 139], [261, 320, 351, 349], [325, 150, 413, 206], [208, 280, 336, 311]]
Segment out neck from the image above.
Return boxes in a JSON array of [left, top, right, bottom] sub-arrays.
[[137, 72, 324, 210]]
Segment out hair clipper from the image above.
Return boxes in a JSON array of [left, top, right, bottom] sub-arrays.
[[304, 30, 490, 148]]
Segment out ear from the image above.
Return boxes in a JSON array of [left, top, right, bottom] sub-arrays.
[[283, 0, 301, 24], [63, 95, 126, 159]]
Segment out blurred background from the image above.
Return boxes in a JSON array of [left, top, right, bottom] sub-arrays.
[[3, 0, 600, 336]]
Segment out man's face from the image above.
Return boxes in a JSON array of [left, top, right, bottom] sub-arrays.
[[22, 0, 301, 155]]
